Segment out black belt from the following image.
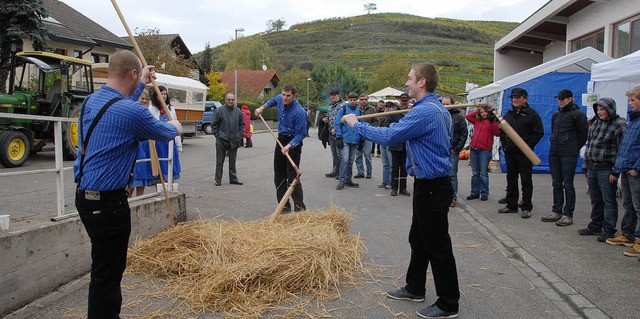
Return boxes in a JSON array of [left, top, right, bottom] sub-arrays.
[[414, 176, 449, 182], [76, 188, 126, 201]]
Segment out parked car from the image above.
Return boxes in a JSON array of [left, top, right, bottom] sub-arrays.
[[197, 101, 222, 134]]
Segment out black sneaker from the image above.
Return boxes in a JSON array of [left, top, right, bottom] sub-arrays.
[[416, 304, 458, 318], [480, 196, 488, 201], [578, 227, 602, 236], [498, 206, 518, 214], [325, 172, 338, 178], [336, 183, 344, 190], [344, 181, 359, 188], [353, 174, 365, 179], [597, 234, 614, 242], [466, 195, 479, 200], [386, 287, 425, 302], [391, 189, 398, 196], [366, 173, 372, 179], [498, 197, 507, 204]]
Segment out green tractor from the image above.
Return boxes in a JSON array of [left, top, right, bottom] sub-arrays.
[[0, 51, 94, 167]]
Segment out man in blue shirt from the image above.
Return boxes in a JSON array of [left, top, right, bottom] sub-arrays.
[[255, 83, 307, 212], [344, 62, 460, 319], [74, 50, 182, 319], [335, 92, 362, 190]]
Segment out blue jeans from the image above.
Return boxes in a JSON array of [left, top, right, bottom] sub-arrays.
[[586, 169, 619, 236], [380, 145, 392, 186], [470, 149, 491, 197], [339, 143, 358, 183], [329, 137, 342, 174], [449, 151, 460, 201], [549, 155, 578, 217], [356, 140, 373, 175], [619, 173, 640, 239]]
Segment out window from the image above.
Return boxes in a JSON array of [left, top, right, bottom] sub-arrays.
[[571, 30, 604, 52], [613, 14, 640, 58], [91, 53, 109, 63], [54, 48, 67, 56]]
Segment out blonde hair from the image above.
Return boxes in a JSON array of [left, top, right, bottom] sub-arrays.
[[138, 90, 150, 106], [626, 86, 640, 100]]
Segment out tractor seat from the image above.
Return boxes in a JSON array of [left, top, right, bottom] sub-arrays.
[[36, 79, 62, 112]]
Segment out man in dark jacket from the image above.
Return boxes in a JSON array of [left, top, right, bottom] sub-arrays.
[[212, 93, 245, 186], [578, 97, 627, 242], [498, 88, 544, 218], [325, 90, 344, 178], [541, 89, 587, 226], [442, 96, 468, 207]]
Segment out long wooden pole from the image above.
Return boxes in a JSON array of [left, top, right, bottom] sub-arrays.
[[258, 114, 301, 222], [341, 102, 542, 165], [111, 0, 175, 225]]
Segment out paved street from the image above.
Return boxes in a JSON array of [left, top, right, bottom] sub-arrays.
[[2, 129, 638, 319]]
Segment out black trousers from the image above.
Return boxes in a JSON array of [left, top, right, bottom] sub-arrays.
[[75, 188, 131, 319], [405, 176, 459, 312], [274, 135, 305, 211], [505, 152, 534, 211], [215, 139, 239, 183], [391, 150, 407, 191]]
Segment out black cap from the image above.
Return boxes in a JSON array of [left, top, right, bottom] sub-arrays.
[[330, 90, 339, 95], [399, 93, 409, 100], [510, 88, 528, 98], [554, 89, 573, 99]]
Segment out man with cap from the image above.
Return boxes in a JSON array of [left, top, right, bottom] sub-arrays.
[[541, 89, 588, 226], [498, 88, 544, 218], [325, 90, 344, 178], [399, 92, 410, 110], [578, 97, 627, 242]]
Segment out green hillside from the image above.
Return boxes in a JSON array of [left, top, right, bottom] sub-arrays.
[[199, 13, 517, 97]]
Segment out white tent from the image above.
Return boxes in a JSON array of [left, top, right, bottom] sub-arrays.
[[368, 87, 405, 99], [468, 47, 611, 101], [590, 49, 640, 118]]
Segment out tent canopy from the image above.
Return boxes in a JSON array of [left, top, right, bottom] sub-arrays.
[[468, 47, 611, 100], [591, 49, 640, 117], [368, 87, 405, 99]]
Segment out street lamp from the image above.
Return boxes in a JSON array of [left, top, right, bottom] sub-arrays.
[[234, 28, 244, 107], [306, 78, 311, 107]]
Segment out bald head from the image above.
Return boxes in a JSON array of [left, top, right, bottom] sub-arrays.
[[108, 50, 142, 78]]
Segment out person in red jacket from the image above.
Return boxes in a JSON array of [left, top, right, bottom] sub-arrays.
[[466, 106, 501, 201], [241, 105, 252, 147]]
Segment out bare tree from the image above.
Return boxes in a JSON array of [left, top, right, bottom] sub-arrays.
[[364, 3, 377, 14]]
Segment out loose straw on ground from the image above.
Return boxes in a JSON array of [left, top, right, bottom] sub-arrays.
[[126, 206, 368, 318]]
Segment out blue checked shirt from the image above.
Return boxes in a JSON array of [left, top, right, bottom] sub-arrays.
[[265, 94, 307, 147], [73, 83, 178, 191], [353, 93, 452, 179]]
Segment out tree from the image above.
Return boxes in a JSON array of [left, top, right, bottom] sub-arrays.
[[214, 37, 278, 71], [0, 0, 50, 93], [135, 27, 196, 77], [266, 18, 286, 33], [201, 42, 213, 73], [204, 71, 227, 101], [280, 68, 317, 107], [369, 58, 411, 92], [311, 64, 366, 99], [364, 3, 377, 14]]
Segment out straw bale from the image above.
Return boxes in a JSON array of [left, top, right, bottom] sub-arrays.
[[126, 206, 367, 318]]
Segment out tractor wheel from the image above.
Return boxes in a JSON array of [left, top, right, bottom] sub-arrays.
[[62, 101, 81, 160], [203, 123, 213, 135], [0, 130, 31, 168]]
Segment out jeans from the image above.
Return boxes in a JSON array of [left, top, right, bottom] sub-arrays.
[[469, 149, 492, 198], [619, 173, 640, 238], [449, 151, 460, 201], [355, 140, 373, 175], [76, 189, 131, 319], [505, 152, 533, 211], [406, 176, 459, 312], [329, 137, 342, 174], [549, 155, 578, 217], [586, 169, 618, 236], [339, 143, 358, 183], [381, 145, 392, 186]]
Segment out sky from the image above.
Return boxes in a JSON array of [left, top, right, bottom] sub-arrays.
[[60, 0, 550, 54]]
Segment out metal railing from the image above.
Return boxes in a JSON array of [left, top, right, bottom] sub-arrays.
[[0, 112, 174, 223]]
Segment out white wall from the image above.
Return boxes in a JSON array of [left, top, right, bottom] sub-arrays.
[[494, 50, 542, 81], [542, 41, 566, 62]]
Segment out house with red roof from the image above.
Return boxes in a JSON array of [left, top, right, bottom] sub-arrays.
[[219, 70, 280, 99]]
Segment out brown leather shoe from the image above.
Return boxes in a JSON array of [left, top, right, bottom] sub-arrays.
[[450, 201, 457, 207]]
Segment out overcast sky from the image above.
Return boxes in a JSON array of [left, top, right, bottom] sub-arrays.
[[60, 0, 550, 53]]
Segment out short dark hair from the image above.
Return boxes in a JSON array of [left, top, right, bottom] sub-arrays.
[[385, 101, 396, 108], [347, 92, 358, 99], [282, 83, 297, 95]]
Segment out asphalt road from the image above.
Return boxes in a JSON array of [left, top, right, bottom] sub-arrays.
[[2, 129, 637, 319]]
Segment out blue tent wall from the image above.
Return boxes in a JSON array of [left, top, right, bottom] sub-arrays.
[[499, 72, 591, 173]]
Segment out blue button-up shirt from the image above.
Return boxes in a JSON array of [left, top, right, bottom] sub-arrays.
[[73, 83, 178, 191], [265, 94, 307, 147], [353, 93, 452, 179]]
